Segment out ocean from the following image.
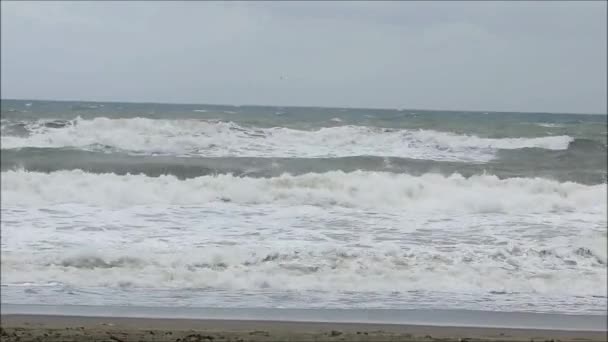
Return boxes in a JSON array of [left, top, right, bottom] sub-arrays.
[[1, 99, 606, 315]]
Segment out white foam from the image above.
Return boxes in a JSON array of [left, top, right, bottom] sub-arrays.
[[2, 170, 605, 307], [1, 202, 605, 296], [2, 170, 605, 214], [1, 244, 605, 296], [536, 123, 565, 128], [0, 117, 574, 162]]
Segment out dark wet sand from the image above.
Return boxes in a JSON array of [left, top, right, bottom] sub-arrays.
[[1, 314, 606, 342]]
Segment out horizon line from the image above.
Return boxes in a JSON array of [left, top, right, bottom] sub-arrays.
[[1, 97, 605, 116]]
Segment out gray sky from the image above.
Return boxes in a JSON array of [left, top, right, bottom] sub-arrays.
[[1, 1, 606, 113]]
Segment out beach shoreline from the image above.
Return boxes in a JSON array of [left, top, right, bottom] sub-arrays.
[[1, 313, 607, 342]]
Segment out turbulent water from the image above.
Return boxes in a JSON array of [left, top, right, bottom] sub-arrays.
[[1, 99, 606, 314]]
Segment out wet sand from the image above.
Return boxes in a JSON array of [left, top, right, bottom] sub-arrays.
[[1, 314, 606, 342]]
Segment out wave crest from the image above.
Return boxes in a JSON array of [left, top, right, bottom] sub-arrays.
[[1, 117, 574, 162], [2, 170, 604, 213]]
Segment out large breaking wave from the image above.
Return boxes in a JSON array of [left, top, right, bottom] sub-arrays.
[[1, 117, 574, 162], [2, 169, 605, 214]]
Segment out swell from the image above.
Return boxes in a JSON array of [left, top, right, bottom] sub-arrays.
[[3, 145, 606, 184], [3, 99, 606, 125]]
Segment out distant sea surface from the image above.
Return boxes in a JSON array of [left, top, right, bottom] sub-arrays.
[[1, 99, 606, 315]]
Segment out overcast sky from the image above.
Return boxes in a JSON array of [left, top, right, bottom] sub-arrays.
[[1, 1, 606, 113]]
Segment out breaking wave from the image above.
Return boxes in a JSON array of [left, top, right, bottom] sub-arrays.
[[1, 117, 574, 162], [2, 169, 605, 214]]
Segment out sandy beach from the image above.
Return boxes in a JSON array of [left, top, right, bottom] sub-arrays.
[[1, 314, 606, 342]]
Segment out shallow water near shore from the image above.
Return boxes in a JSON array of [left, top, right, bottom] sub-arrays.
[[2, 99, 606, 316], [2, 304, 607, 331]]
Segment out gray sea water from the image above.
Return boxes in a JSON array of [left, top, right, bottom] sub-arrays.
[[1, 99, 606, 315]]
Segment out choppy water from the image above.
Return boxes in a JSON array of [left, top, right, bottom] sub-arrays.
[[1, 99, 606, 314]]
